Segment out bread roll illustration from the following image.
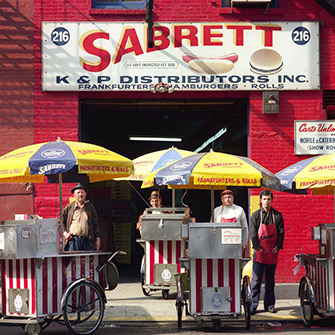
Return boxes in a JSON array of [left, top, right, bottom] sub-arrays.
[[249, 49, 283, 75], [182, 53, 238, 74]]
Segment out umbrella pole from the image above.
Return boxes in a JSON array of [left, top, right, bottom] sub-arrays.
[[59, 173, 64, 253], [211, 186, 214, 222], [172, 189, 176, 208]]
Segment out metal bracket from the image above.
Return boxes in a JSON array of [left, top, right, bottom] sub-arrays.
[[146, 0, 154, 48]]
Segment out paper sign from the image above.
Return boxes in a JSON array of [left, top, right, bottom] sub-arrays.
[[221, 228, 241, 244], [0, 232, 4, 250], [40, 228, 57, 244]]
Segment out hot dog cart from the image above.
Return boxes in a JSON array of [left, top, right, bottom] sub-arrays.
[[0, 218, 120, 335], [297, 223, 335, 327], [176, 221, 251, 331], [137, 207, 190, 299]]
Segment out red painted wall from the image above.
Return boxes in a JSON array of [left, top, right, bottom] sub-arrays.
[[0, 0, 332, 282]]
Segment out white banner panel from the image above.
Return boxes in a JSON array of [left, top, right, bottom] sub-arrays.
[[295, 121, 335, 155], [42, 22, 320, 91]]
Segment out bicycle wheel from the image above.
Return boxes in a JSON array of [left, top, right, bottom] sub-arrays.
[[242, 276, 251, 330], [176, 275, 184, 301], [176, 301, 183, 329], [299, 277, 314, 327], [212, 319, 221, 332], [24, 323, 42, 335], [63, 281, 105, 335], [162, 289, 169, 300], [244, 302, 251, 330], [141, 273, 151, 296], [176, 276, 184, 329]]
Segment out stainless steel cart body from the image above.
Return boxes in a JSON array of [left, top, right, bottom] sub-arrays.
[[176, 221, 251, 330], [139, 208, 188, 298], [0, 218, 116, 335]]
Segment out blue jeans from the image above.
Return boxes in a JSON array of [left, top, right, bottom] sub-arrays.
[[65, 236, 91, 251], [250, 261, 277, 310]]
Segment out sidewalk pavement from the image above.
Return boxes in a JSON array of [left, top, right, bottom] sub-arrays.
[[104, 281, 302, 322]]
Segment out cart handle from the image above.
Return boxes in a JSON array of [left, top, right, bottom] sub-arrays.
[[95, 250, 127, 273]]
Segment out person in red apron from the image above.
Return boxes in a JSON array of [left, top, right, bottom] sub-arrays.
[[213, 189, 248, 247], [249, 190, 284, 315]]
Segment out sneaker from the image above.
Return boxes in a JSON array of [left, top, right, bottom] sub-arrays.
[[250, 308, 257, 315], [266, 307, 277, 313]]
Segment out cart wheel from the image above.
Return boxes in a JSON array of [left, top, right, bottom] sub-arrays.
[[162, 289, 169, 300], [244, 303, 251, 330], [24, 323, 42, 335], [176, 300, 183, 329], [242, 276, 252, 330], [299, 277, 315, 327], [212, 319, 221, 332], [176, 275, 185, 329], [176, 275, 184, 302], [141, 273, 151, 296], [104, 262, 119, 291], [63, 281, 104, 335]]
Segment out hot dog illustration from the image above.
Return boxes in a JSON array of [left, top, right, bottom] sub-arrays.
[[182, 53, 238, 74]]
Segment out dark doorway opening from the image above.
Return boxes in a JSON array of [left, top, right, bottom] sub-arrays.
[[80, 98, 248, 280]]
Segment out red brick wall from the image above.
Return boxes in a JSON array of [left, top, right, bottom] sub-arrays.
[[28, 0, 335, 282], [0, 0, 34, 217], [0, 0, 34, 153]]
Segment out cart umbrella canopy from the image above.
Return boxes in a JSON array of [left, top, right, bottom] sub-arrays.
[[142, 150, 281, 219], [120, 147, 194, 181], [116, 147, 194, 207], [0, 138, 133, 183], [142, 150, 281, 190], [276, 153, 335, 220]]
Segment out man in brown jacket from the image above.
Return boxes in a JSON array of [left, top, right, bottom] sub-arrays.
[[63, 183, 101, 251]]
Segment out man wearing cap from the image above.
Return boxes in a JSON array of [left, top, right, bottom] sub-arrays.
[[136, 190, 163, 235], [213, 189, 248, 247], [63, 183, 101, 251]]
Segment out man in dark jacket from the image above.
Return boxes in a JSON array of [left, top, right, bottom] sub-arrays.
[[63, 183, 100, 251], [249, 190, 284, 315]]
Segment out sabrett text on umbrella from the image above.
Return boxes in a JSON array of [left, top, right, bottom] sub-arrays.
[[309, 165, 335, 172], [38, 164, 66, 174]]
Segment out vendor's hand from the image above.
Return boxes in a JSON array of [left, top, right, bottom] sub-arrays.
[[272, 247, 280, 254], [96, 238, 101, 251], [242, 245, 248, 258], [255, 247, 263, 252], [136, 222, 141, 231], [63, 231, 72, 240]]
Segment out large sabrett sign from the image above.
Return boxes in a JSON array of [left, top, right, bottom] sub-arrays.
[[42, 22, 320, 91]]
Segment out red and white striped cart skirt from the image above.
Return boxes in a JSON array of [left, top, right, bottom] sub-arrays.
[[144, 240, 186, 288], [305, 257, 335, 312], [1, 253, 105, 318], [189, 258, 242, 316]]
